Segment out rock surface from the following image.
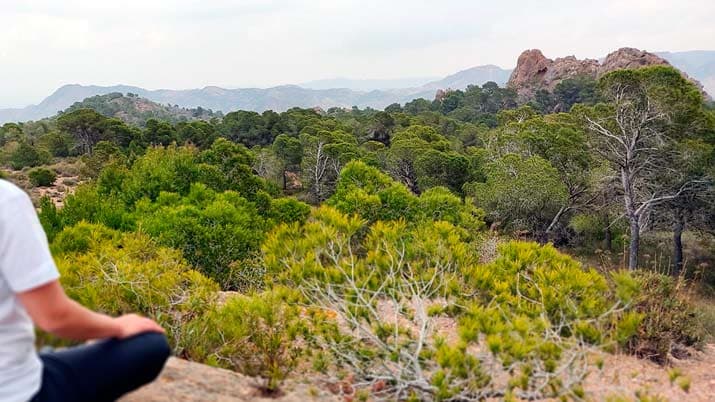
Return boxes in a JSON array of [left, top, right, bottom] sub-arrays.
[[507, 47, 708, 101], [121, 347, 715, 401], [120, 358, 337, 402]]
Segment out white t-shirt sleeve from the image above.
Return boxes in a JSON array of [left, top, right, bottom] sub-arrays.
[[0, 191, 59, 293]]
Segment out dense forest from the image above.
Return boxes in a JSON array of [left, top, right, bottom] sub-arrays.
[[2, 66, 715, 400]]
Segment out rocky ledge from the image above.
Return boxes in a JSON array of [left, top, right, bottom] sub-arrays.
[[120, 358, 337, 402]]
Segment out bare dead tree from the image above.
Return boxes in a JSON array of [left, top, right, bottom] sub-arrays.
[[301, 139, 331, 202], [583, 79, 696, 270]]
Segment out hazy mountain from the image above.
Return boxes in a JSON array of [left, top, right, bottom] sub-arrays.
[[0, 84, 440, 124], [0, 64, 517, 124], [300, 77, 438, 91], [0, 85, 144, 124], [420, 65, 512, 90], [657, 50, 715, 95]]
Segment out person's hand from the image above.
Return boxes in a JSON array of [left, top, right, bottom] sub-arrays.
[[113, 314, 165, 339]]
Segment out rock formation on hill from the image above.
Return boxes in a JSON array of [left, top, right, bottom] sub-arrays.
[[507, 47, 708, 101]]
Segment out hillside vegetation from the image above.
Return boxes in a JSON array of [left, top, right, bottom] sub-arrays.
[[1, 65, 714, 401]]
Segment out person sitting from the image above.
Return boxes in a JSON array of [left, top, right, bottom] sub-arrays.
[[0, 179, 171, 402]]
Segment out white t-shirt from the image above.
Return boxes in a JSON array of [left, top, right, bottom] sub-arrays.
[[0, 180, 60, 402]]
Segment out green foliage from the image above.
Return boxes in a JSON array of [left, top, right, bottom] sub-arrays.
[[80, 140, 124, 178], [553, 76, 599, 111], [6, 79, 713, 399], [330, 160, 417, 222], [268, 197, 311, 225], [263, 207, 646, 399], [47, 223, 218, 350], [136, 184, 266, 288], [8, 141, 50, 170], [263, 205, 472, 287], [464, 242, 615, 323], [465, 154, 568, 234], [329, 161, 486, 236], [57, 108, 139, 154], [186, 289, 306, 392], [64, 93, 218, 127], [39, 131, 73, 157], [28, 167, 57, 187], [198, 138, 267, 197], [622, 272, 705, 364], [431, 83, 518, 127], [120, 144, 202, 202], [417, 186, 485, 233], [40, 183, 133, 239]]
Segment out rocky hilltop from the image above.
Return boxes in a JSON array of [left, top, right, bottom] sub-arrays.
[[507, 47, 707, 101]]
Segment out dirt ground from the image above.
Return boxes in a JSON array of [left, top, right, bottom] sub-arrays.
[[582, 344, 715, 401]]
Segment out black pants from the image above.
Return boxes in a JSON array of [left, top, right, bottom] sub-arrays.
[[31, 332, 171, 402]]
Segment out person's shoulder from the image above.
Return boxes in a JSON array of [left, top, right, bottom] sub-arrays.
[[0, 179, 31, 206]]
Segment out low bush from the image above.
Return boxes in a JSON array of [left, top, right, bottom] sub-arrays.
[[268, 197, 311, 225], [136, 184, 267, 288], [28, 167, 57, 187], [186, 288, 306, 393], [8, 141, 50, 170], [622, 271, 705, 364], [46, 222, 219, 352], [262, 208, 641, 400]]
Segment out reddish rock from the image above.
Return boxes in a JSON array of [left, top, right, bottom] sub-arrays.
[[598, 47, 670, 75], [507, 47, 709, 102]]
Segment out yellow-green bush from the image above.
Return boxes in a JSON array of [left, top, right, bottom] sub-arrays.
[[49, 222, 219, 352], [185, 288, 307, 393], [263, 205, 474, 291], [261, 208, 640, 400]]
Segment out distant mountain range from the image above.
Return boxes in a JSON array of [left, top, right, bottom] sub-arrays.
[[299, 77, 440, 91], [1, 51, 712, 124], [0, 65, 513, 124]]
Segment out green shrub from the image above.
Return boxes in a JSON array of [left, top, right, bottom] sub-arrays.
[[263, 208, 636, 400], [186, 289, 306, 393], [9, 141, 50, 170], [47, 223, 218, 352], [268, 197, 311, 225], [136, 184, 266, 288], [465, 154, 567, 234], [28, 167, 57, 187], [48, 183, 134, 233], [622, 272, 705, 364]]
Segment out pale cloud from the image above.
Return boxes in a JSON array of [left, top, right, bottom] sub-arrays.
[[1, 0, 713, 108]]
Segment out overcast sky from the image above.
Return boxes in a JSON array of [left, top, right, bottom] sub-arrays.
[[2, 0, 714, 108]]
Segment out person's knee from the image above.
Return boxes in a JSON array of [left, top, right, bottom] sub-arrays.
[[138, 332, 171, 363], [122, 331, 171, 370]]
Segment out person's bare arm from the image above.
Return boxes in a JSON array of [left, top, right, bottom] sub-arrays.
[[18, 280, 164, 341]]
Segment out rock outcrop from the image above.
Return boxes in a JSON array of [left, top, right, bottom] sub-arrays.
[[120, 357, 338, 402], [120, 347, 715, 402], [599, 47, 670, 75], [507, 47, 708, 101]]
